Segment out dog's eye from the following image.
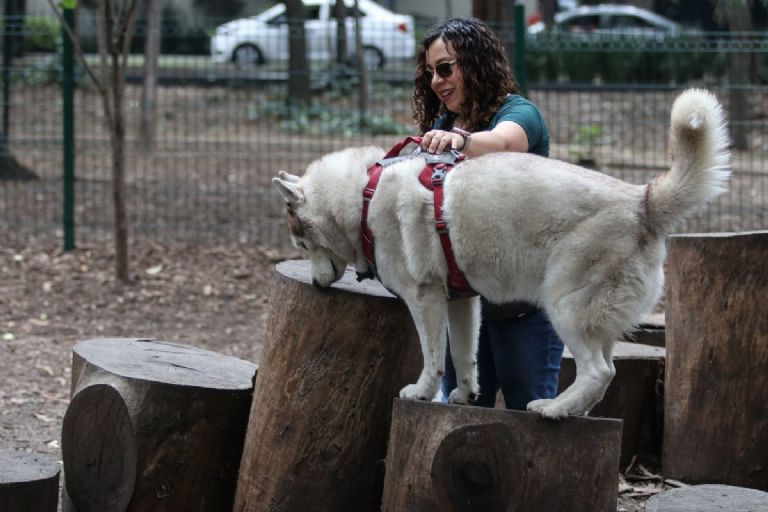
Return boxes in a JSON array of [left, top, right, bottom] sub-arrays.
[[298, 241, 308, 250]]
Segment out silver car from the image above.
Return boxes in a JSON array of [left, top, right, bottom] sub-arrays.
[[211, 0, 415, 69], [529, 4, 681, 39]]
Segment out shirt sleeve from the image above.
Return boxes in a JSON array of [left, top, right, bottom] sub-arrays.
[[492, 99, 546, 153]]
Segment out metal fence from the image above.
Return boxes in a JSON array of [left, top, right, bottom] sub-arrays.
[[1, 17, 766, 250]]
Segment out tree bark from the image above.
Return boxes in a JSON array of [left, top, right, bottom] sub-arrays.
[[663, 232, 768, 490], [234, 260, 422, 512], [382, 399, 623, 512], [285, 0, 310, 106], [0, 449, 60, 512], [61, 338, 257, 512], [559, 341, 665, 469], [139, 0, 164, 150]]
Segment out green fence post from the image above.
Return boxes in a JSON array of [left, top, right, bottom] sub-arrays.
[[514, 3, 527, 97], [62, 0, 76, 251]]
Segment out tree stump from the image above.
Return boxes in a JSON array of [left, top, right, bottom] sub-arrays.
[[626, 313, 666, 347], [382, 399, 623, 512], [664, 231, 768, 489], [234, 260, 422, 512], [645, 484, 768, 512], [558, 341, 665, 468], [61, 338, 257, 512], [0, 449, 60, 512]]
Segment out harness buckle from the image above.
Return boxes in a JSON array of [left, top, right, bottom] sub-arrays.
[[431, 164, 447, 186]]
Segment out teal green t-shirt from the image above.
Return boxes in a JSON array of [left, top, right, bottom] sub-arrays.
[[433, 95, 550, 157]]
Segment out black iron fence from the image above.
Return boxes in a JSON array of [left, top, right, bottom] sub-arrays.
[[1, 16, 766, 249]]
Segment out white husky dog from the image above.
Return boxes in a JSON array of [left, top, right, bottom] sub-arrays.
[[273, 89, 730, 418]]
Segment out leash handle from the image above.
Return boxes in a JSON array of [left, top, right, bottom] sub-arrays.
[[384, 136, 423, 159]]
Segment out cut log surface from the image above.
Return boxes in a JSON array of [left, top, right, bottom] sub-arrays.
[[559, 341, 665, 468], [645, 484, 768, 512], [382, 399, 623, 512], [0, 449, 60, 512], [62, 338, 257, 512], [234, 260, 422, 512], [664, 232, 768, 490]]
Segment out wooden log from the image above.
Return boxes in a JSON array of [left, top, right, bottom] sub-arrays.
[[234, 260, 422, 512], [625, 313, 666, 347], [0, 449, 60, 512], [558, 341, 665, 469], [61, 338, 257, 512], [664, 231, 768, 490], [382, 399, 623, 512], [645, 484, 768, 512]]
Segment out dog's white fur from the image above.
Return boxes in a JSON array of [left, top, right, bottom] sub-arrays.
[[273, 89, 730, 418]]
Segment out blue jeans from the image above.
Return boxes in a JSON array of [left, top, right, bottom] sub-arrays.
[[441, 308, 564, 409]]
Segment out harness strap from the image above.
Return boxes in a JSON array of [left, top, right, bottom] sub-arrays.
[[361, 136, 476, 297]]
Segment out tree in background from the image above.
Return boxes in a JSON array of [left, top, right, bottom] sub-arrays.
[[47, 0, 140, 282], [285, 0, 310, 107], [138, 0, 162, 150], [0, 0, 37, 180], [713, 0, 763, 150]]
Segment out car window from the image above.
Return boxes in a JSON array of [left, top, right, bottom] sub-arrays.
[[562, 14, 600, 32], [330, 8, 368, 19], [265, 7, 322, 25], [605, 15, 657, 30]]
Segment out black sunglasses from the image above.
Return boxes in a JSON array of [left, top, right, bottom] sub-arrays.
[[425, 60, 457, 79]]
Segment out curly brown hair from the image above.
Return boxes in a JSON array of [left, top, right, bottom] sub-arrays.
[[413, 17, 521, 134]]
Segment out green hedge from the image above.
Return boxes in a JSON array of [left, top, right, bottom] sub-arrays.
[[527, 33, 728, 84]]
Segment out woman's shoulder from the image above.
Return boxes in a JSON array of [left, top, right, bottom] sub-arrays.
[[491, 94, 544, 128]]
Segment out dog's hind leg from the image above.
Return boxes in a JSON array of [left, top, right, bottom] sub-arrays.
[[527, 316, 616, 419], [399, 285, 449, 401], [446, 296, 481, 404]]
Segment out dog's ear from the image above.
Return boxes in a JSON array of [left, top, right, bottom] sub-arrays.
[[272, 177, 304, 206], [278, 170, 301, 184]]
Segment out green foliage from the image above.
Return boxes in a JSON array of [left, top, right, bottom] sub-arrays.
[[571, 124, 605, 161], [527, 33, 729, 84], [248, 86, 410, 136], [23, 17, 59, 53]]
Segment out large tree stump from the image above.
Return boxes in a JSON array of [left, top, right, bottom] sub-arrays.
[[558, 341, 665, 468], [234, 260, 422, 512], [664, 231, 768, 489], [382, 399, 623, 512], [645, 484, 768, 512], [0, 449, 60, 512], [61, 338, 257, 512]]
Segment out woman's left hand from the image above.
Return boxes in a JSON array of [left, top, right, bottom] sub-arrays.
[[421, 129, 465, 154]]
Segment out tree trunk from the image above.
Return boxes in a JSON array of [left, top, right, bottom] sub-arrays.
[[0, 450, 60, 512], [234, 260, 422, 512], [354, 0, 367, 130], [334, 0, 347, 64], [139, 0, 164, 150], [725, 3, 753, 150], [61, 338, 257, 512], [1, 0, 37, 181], [110, 57, 130, 283], [663, 232, 768, 490], [382, 399, 623, 512], [285, 0, 310, 106], [559, 341, 665, 469]]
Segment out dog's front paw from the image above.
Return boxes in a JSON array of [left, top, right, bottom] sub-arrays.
[[447, 387, 477, 405], [527, 398, 570, 419], [399, 384, 432, 401]]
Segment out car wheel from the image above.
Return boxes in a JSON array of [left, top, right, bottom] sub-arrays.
[[351, 46, 384, 71], [233, 44, 263, 67]]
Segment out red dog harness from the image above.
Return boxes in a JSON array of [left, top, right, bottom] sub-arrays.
[[359, 136, 476, 298]]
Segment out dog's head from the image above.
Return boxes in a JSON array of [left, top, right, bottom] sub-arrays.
[[273, 170, 348, 288]]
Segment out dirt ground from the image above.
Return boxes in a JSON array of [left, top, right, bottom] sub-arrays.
[[0, 236, 678, 510]]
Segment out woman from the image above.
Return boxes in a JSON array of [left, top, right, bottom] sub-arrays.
[[413, 17, 564, 410]]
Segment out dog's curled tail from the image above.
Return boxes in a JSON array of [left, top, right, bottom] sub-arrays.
[[647, 88, 731, 234]]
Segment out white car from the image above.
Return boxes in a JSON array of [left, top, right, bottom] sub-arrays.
[[211, 0, 415, 69], [529, 4, 681, 39]]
